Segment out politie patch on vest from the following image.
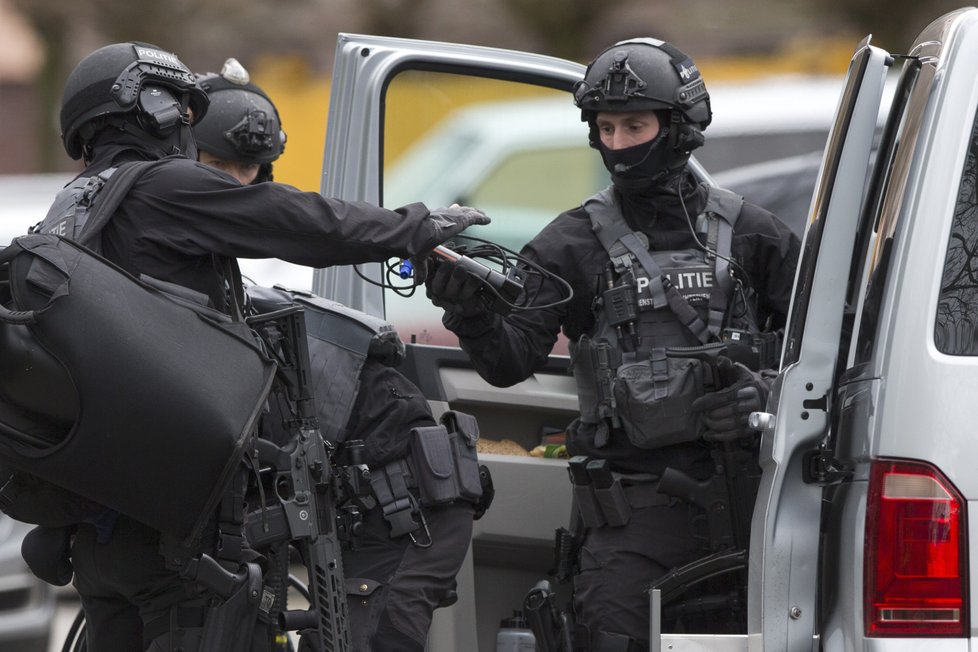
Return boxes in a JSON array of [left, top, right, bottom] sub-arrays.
[[637, 251, 714, 308]]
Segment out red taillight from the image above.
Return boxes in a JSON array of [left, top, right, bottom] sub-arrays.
[[865, 459, 968, 636]]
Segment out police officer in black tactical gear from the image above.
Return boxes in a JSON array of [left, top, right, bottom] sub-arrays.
[[195, 58, 286, 186], [8, 41, 489, 652], [247, 285, 484, 652], [191, 61, 482, 650], [426, 38, 800, 650]]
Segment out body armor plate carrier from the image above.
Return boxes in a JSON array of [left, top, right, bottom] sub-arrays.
[[570, 184, 756, 449]]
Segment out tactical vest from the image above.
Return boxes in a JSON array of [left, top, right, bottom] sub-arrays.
[[570, 185, 753, 450], [244, 285, 489, 542], [32, 160, 162, 253], [244, 284, 405, 445]]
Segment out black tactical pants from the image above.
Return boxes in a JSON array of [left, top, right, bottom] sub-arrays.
[[71, 515, 204, 651], [344, 500, 474, 652], [71, 515, 275, 652], [572, 499, 711, 648]]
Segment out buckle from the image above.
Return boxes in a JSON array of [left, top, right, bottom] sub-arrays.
[[383, 496, 420, 539]]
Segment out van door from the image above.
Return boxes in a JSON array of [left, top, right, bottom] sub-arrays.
[[748, 38, 891, 649], [315, 35, 598, 651]]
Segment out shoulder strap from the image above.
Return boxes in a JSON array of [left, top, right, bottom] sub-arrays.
[[76, 160, 163, 251], [583, 188, 668, 310], [583, 187, 716, 343], [698, 185, 744, 337]]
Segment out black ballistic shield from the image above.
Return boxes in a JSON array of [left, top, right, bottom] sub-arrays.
[[0, 235, 276, 544]]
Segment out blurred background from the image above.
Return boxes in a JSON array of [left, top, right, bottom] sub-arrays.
[[1, 0, 970, 191], [0, 3, 972, 650]]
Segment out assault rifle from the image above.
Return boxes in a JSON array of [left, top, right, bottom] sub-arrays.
[[245, 305, 360, 652]]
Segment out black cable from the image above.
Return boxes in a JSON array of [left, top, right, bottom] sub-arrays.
[[289, 572, 311, 602], [351, 234, 574, 313], [444, 235, 574, 312], [61, 606, 86, 652]]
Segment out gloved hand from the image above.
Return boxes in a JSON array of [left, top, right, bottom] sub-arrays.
[[427, 204, 491, 243], [691, 357, 770, 442], [425, 257, 491, 317]]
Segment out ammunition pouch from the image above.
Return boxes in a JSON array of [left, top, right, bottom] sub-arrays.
[[613, 350, 705, 448], [369, 458, 424, 540], [0, 235, 276, 544], [572, 337, 705, 449], [371, 410, 490, 541], [409, 410, 484, 507], [567, 456, 668, 529]]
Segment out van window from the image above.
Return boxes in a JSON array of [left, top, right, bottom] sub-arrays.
[[935, 106, 978, 355], [380, 70, 600, 350]]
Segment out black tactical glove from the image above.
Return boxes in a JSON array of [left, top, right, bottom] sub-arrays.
[[427, 204, 491, 244], [691, 357, 771, 442], [425, 257, 492, 317]]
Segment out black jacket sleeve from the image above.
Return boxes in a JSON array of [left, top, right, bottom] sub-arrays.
[[442, 208, 605, 387], [731, 201, 801, 331], [125, 159, 445, 266]]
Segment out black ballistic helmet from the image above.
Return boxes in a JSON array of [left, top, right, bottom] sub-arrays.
[[195, 59, 286, 166], [60, 42, 209, 160], [573, 38, 712, 155]]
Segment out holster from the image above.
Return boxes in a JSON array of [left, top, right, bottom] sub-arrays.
[[567, 456, 667, 529]]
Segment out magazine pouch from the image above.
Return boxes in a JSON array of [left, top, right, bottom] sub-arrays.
[[613, 348, 705, 448]]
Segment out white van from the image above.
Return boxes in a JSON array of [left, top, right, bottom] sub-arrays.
[[313, 6, 978, 650]]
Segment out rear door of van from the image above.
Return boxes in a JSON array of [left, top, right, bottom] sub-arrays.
[[748, 34, 891, 651], [814, 7, 978, 649]]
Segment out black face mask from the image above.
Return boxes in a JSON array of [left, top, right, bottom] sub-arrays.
[[85, 117, 197, 166], [598, 128, 676, 193]]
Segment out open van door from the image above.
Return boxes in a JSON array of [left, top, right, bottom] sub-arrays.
[[747, 38, 891, 650], [314, 35, 599, 651]]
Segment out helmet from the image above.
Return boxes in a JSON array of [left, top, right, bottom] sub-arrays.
[[60, 42, 209, 160], [195, 59, 286, 166], [573, 38, 712, 154]]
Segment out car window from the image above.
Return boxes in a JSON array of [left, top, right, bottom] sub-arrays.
[[380, 70, 601, 350], [850, 59, 922, 366], [935, 94, 978, 354]]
